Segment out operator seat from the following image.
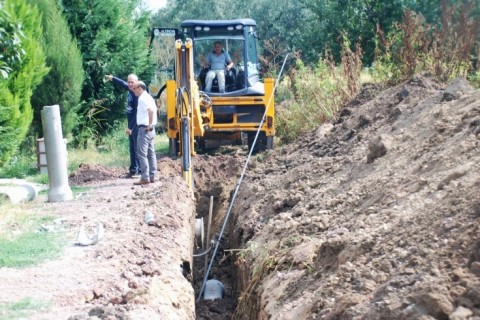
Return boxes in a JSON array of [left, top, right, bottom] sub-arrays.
[[199, 67, 237, 93]]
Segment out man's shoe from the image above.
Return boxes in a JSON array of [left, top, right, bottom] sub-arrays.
[[133, 179, 150, 185], [150, 177, 155, 183], [125, 171, 141, 179]]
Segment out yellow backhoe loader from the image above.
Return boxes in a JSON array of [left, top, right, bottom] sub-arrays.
[[149, 19, 275, 190]]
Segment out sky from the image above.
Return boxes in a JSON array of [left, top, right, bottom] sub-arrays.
[[143, 0, 167, 13]]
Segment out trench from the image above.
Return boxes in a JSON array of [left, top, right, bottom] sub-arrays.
[[190, 153, 247, 319]]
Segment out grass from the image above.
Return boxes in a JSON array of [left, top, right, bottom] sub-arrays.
[[0, 154, 39, 180], [156, 132, 169, 154], [0, 297, 49, 319], [68, 141, 129, 172], [0, 131, 169, 183], [0, 203, 66, 268], [68, 130, 169, 172], [0, 231, 65, 268]]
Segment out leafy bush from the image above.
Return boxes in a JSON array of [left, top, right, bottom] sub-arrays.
[[372, 2, 479, 84], [276, 37, 363, 144], [68, 120, 130, 171], [0, 153, 38, 179], [0, 0, 49, 167], [97, 120, 130, 155], [0, 6, 24, 79], [60, 0, 151, 147], [29, 0, 84, 141], [468, 71, 480, 89]]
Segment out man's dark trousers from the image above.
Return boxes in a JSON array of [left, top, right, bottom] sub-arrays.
[[129, 126, 140, 174]]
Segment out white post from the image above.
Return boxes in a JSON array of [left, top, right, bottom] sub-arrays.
[[41, 105, 73, 202]]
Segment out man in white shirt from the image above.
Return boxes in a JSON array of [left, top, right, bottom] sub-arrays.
[[132, 81, 157, 185]]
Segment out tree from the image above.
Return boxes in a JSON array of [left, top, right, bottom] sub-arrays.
[[28, 0, 84, 140], [151, 0, 308, 75], [0, 3, 25, 79], [60, 0, 151, 146], [151, 0, 233, 26], [152, 0, 479, 70], [0, 0, 48, 167], [299, 0, 406, 65]]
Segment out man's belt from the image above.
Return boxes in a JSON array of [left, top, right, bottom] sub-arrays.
[[138, 124, 154, 131]]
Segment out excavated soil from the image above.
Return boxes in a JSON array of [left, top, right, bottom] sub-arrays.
[[232, 75, 480, 319], [0, 74, 479, 320]]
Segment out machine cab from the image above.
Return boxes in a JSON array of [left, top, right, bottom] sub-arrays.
[[180, 19, 264, 96]]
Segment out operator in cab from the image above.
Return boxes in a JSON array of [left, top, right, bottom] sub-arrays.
[[205, 41, 234, 93]]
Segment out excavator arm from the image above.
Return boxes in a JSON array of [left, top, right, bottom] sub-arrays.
[[168, 38, 211, 195]]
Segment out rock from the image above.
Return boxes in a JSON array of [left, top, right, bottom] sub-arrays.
[[74, 222, 104, 246], [141, 263, 160, 276], [396, 87, 410, 102], [367, 136, 387, 164], [441, 77, 475, 102], [410, 291, 454, 319], [460, 286, 480, 308], [123, 290, 137, 303], [449, 306, 473, 320], [470, 261, 480, 276]]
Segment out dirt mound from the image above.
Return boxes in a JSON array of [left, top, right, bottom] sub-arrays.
[[69, 157, 183, 186], [69, 163, 125, 185], [232, 75, 480, 319], [157, 157, 183, 178]]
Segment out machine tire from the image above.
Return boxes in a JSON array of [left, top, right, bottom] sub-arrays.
[[247, 132, 267, 154], [169, 137, 179, 158], [266, 136, 274, 149], [195, 138, 206, 154]]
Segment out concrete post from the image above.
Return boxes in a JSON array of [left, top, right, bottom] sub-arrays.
[[41, 105, 73, 202]]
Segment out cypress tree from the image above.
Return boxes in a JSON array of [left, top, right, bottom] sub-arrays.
[[0, 0, 48, 166], [29, 0, 85, 141], [60, 0, 151, 146]]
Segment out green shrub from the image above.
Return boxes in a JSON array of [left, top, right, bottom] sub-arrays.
[[29, 0, 84, 141], [372, 5, 478, 85], [0, 153, 38, 179], [0, 0, 48, 167], [276, 37, 362, 144], [68, 120, 130, 171], [97, 120, 130, 154], [0, 7, 24, 79], [60, 0, 151, 147], [156, 133, 169, 154], [468, 71, 480, 89]]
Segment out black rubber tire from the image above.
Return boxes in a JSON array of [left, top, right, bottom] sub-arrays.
[[195, 138, 206, 154], [169, 137, 179, 158], [247, 132, 267, 154], [266, 136, 274, 149]]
